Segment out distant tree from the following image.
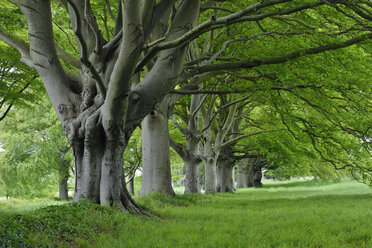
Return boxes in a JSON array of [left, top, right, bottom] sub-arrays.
[[0, 0, 371, 211], [0, 97, 72, 199]]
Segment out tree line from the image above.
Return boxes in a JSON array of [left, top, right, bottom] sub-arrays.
[[0, 0, 371, 213]]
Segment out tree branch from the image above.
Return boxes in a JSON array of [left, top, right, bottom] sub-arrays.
[[170, 115, 188, 136], [192, 32, 372, 74], [104, 0, 116, 23], [135, 0, 329, 71], [169, 136, 187, 159], [66, 0, 106, 97], [0, 29, 34, 69], [220, 129, 283, 149]]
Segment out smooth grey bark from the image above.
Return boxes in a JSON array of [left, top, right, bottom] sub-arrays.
[[59, 170, 69, 200], [216, 147, 236, 192], [127, 178, 134, 195], [237, 158, 265, 188], [3, 0, 200, 213], [140, 97, 175, 196], [183, 92, 204, 194], [202, 97, 239, 194], [3, 0, 366, 211], [247, 159, 265, 187], [184, 159, 200, 193], [237, 159, 249, 188], [58, 148, 70, 200], [169, 91, 205, 194], [58, 157, 70, 200]]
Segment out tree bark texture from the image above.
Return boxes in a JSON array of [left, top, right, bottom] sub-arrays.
[[8, 0, 200, 213], [140, 97, 175, 196], [59, 167, 69, 200], [58, 148, 70, 200], [202, 97, 238, 194], [237, 158, 265, 188], [127, 178, 134, 195], [169, 92, 204, 194], [3, 0, 369, 212], [237, 159, 249, 188], [216, 147, 236, 192]]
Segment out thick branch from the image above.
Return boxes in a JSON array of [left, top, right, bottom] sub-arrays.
[[0, 29, 34, 68], [169, 136, 187, 159], [66, 0, 106, 96]]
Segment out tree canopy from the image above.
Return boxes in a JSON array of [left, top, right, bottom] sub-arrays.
[[0, 0, 371, 208]]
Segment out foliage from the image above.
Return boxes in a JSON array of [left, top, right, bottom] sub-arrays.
[[0, 96, 72, 198], [0, 201, 119, 247]]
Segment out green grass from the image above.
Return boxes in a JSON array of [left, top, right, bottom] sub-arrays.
[[0, 198, 65, 214], [1, 180, 371, 247]]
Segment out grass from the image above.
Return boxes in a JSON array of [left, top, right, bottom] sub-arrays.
[[0, 179, 371, 247], [0, 198, 65, 214]]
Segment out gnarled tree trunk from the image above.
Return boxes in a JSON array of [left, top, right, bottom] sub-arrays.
[[9, 0, 200, 213], [247, 159, 265, 187]]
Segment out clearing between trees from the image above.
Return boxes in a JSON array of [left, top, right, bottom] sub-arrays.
[[0, 179, 371, 247]]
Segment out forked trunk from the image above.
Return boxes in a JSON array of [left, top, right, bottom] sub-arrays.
[[140, 97, 175, 196], [14, 0, 200, 214], [71, 130, 147, 214]]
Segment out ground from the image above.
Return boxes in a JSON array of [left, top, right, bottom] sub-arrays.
[[0, 179, 371, 247]]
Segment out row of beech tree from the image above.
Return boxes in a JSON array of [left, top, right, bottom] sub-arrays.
[[0, 1, 371, 213]]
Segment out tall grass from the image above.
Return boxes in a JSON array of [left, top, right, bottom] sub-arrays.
[[1, 180, 371, 247]]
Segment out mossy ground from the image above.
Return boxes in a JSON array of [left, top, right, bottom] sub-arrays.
[[1, 180, 371, 247]]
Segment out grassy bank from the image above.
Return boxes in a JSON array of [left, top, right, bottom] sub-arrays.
[[1, 180, 371, 247]]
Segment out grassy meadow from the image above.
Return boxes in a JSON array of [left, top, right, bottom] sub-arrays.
[[0, 179, 371, 247]]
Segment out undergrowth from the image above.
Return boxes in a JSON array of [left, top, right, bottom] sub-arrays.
[[0, 202, 120, 247]]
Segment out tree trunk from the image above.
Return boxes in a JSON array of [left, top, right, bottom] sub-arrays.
[[183, 158, 200, 194], [128, 177, 134, 195], [8, 0, 199, 214], [247, 159, 264, 187], [216, 147, 235, 192], [59, 176, 69, 200], [216, 165, 235, 192], [204, 158, 217, 193], [237, 159, 249, 188], [58, 159, 70, 200], [140, 97, 175, 196]]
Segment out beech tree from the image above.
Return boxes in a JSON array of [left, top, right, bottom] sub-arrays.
[[0, 97, 72, 199], [1, 0, 371, 211]]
